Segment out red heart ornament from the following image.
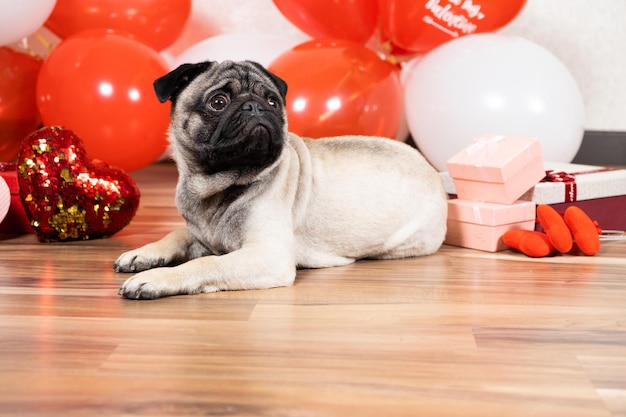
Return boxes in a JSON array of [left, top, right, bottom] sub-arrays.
[[17, 126, 140, 242]]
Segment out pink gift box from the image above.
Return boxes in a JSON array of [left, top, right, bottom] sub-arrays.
[[445, 199, 537, 252], [446, 135, 545, 204]]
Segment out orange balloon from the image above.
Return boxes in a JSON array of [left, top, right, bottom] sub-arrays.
[[379, 0, 527, 53], [273, 0, 378, 44], [0, 48, 42, 162], [45, 0, 191, 51], [269, 39, 402, 139], [36, 30, 170, 172]]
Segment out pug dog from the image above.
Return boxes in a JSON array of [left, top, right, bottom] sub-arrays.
[[114, 60, 447, 299]]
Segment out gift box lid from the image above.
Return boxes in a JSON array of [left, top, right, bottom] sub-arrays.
[[447, 135, 542, 183], [447, 199, 536, 226], [518, 162, 626, 204]]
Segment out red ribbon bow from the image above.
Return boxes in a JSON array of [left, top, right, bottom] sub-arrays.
[[542, 170, 577, 202], [541, 168, 617, 203]]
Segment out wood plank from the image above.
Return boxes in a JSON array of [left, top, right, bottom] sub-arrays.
[[0, 161, 624, 416]]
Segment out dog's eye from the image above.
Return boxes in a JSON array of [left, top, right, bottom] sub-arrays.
[[208, 93, 230, 111], [267, 96, 279, 108]]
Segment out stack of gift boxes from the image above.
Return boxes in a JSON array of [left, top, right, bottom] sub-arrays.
[[442, 134, 626, 252], [443, 135, 545, 252]]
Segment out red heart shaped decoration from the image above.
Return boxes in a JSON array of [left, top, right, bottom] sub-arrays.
[[17, 126, 140, 242]]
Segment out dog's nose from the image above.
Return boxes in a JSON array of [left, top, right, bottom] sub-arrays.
[[242, 100, 264, 115]]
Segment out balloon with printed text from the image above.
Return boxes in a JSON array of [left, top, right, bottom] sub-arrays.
[[379, 0, 527, 54]]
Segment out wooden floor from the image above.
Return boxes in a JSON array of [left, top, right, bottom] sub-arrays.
[[1, 161, 625, 417]]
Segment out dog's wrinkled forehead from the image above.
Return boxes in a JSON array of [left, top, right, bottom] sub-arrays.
[[206, 63, 274, 98], [154, 60, 288, 105]]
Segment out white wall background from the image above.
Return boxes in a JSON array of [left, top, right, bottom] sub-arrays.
[[499, 0, 626, 131], [170, 0, 626, 132]]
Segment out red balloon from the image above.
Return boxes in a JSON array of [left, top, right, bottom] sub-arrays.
[[37, 30, 171, 172], [379, 0, 527, 53], [270, 39, 402, 139], [273, 0, 379, 44], [45, 0, 191, 51], [0, 48, 42, 162]]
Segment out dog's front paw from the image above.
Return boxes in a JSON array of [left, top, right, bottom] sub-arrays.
[[113, 247, 170, 273], [118, 269, 182, 300]]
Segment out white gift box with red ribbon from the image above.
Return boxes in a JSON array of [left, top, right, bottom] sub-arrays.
[[518, 162, 626, 204]]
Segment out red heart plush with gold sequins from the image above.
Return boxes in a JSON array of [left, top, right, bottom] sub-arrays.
[[17, 126, 140, 242]]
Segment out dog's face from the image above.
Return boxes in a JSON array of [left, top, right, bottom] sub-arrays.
[[154, 61, 289, 176]]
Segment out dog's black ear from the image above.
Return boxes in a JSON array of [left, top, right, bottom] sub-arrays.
[[153, 61, 215, 103], [247, 61, 288, 102]]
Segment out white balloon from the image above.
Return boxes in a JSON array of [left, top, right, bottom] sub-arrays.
[[0, 0, 57, 46], [172, 32, 303, 69], [403, 34, 585, 171]]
